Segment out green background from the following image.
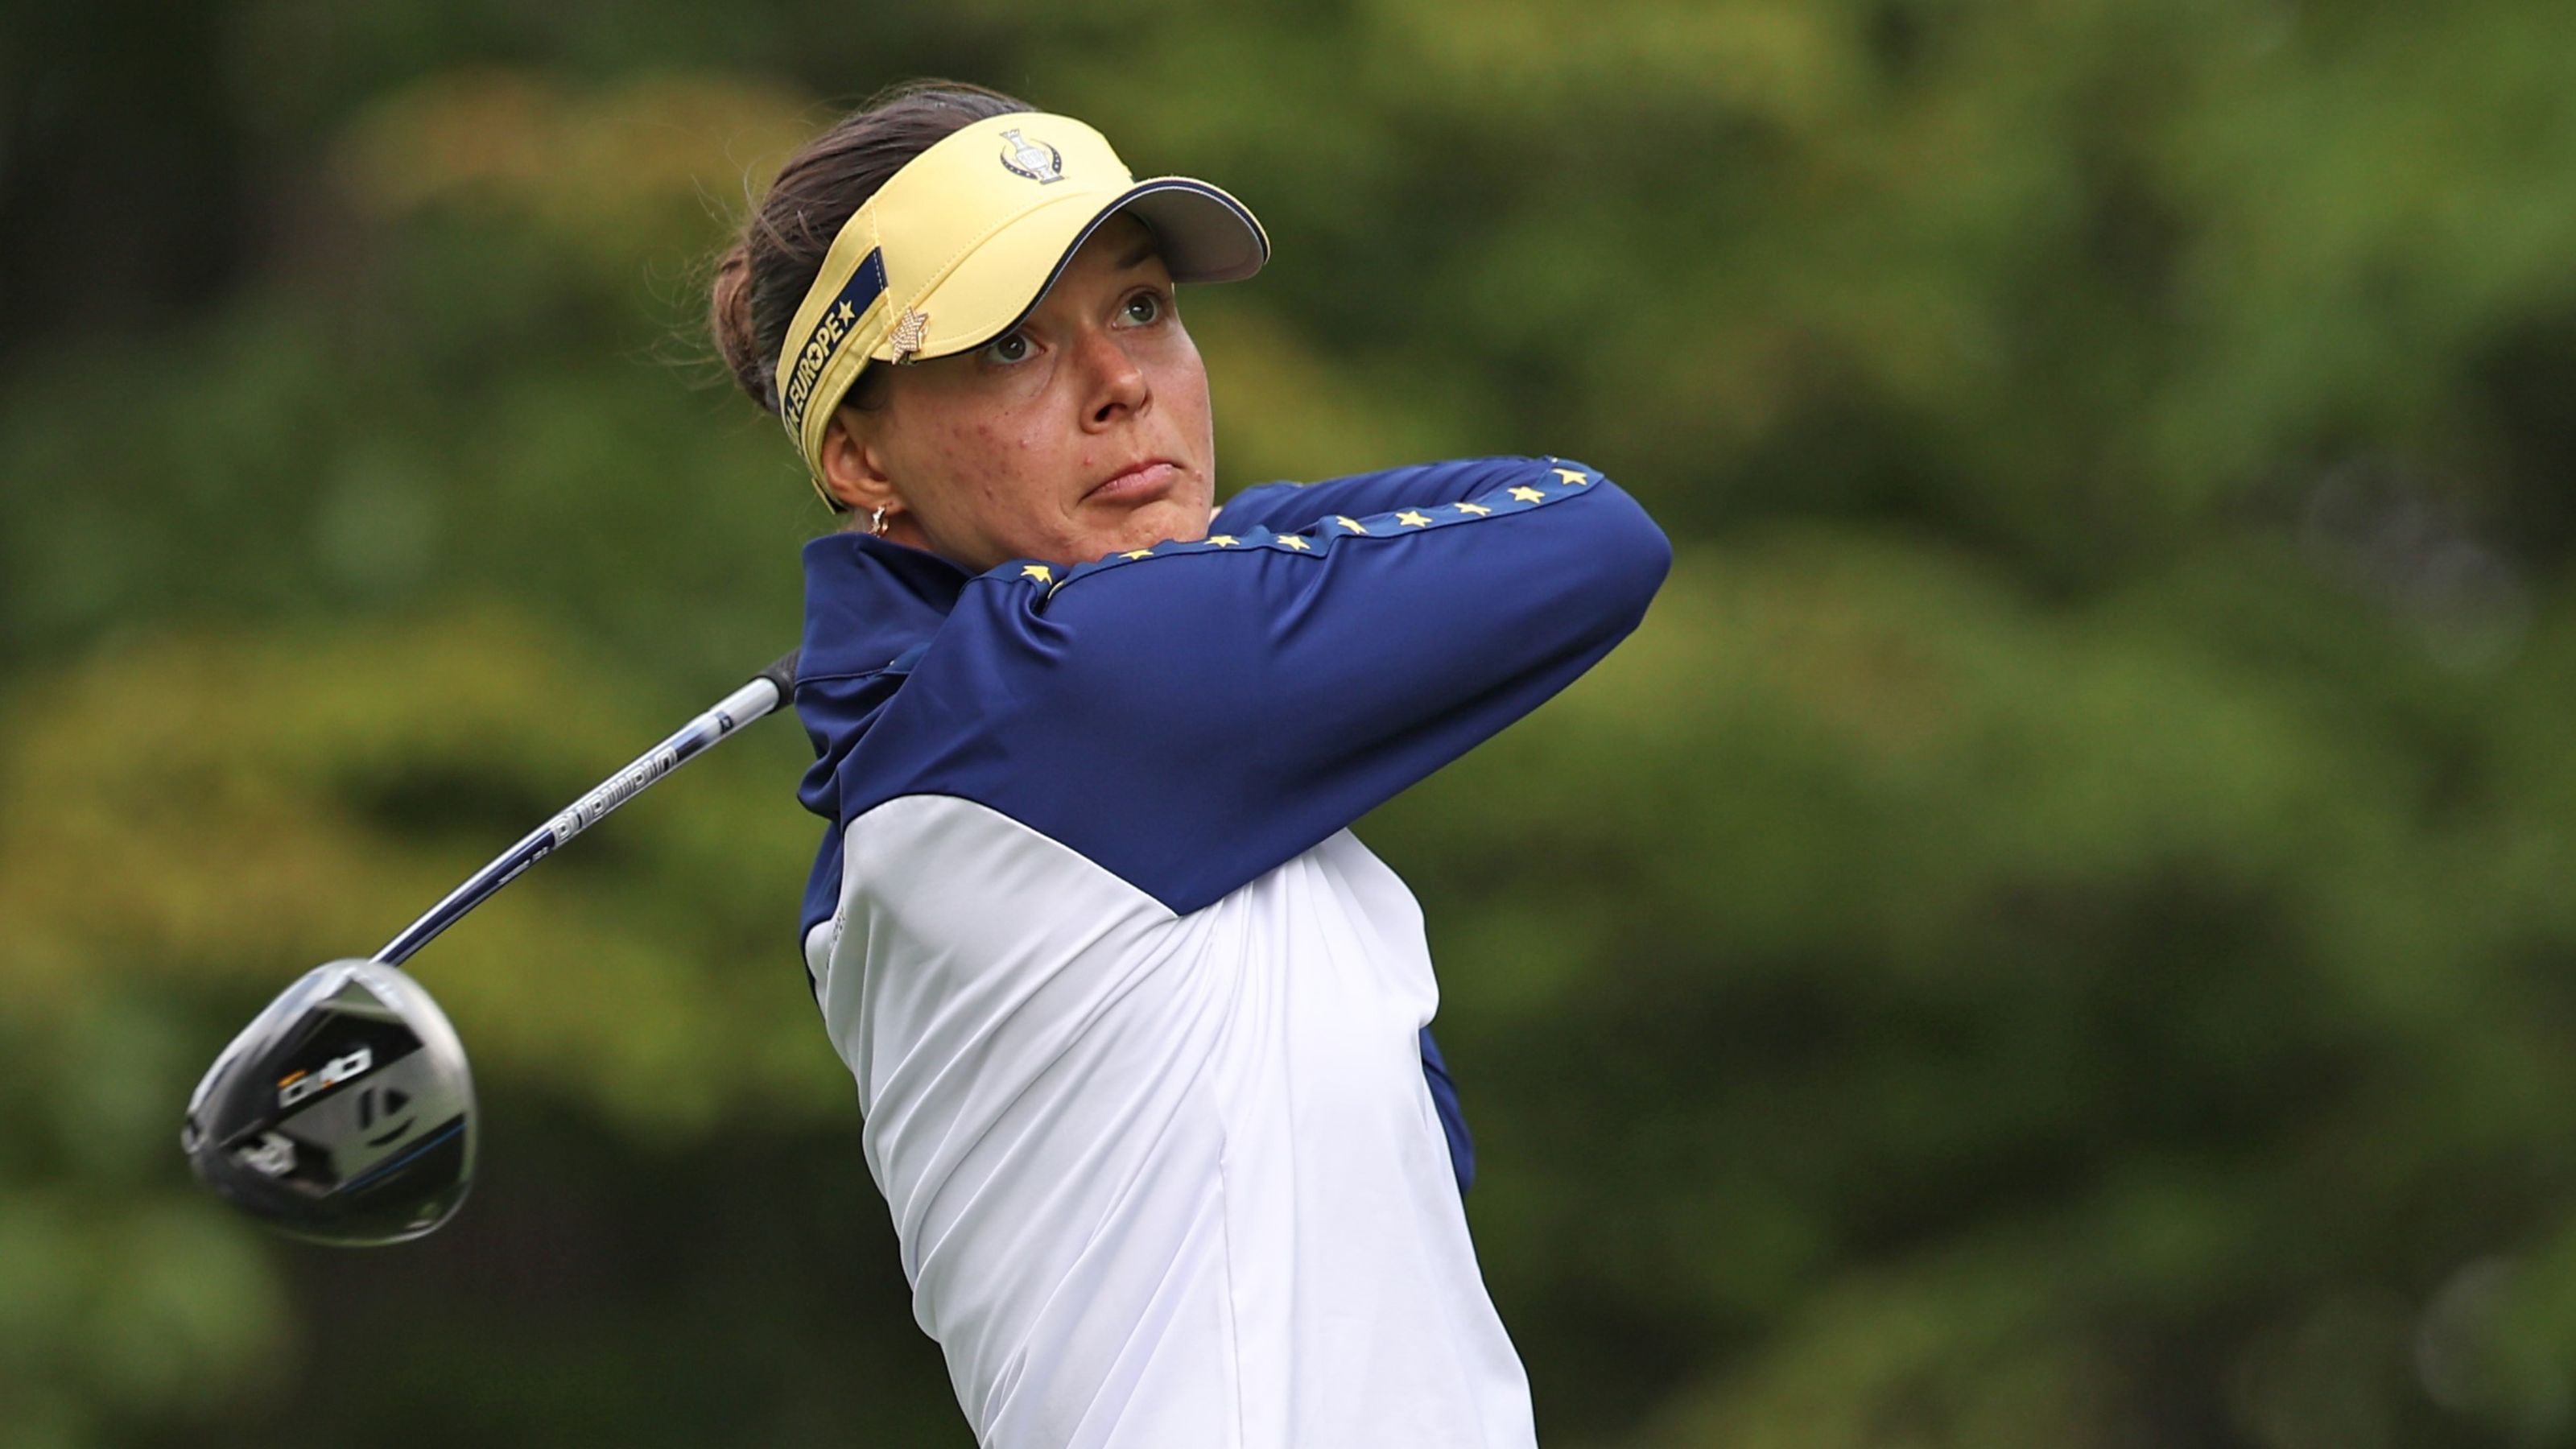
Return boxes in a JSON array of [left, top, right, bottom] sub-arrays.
[[8, 1, 2576, 1444]]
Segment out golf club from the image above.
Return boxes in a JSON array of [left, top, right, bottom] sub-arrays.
[[180, 650, 800, 1245]]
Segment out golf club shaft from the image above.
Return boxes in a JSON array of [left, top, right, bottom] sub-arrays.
[[373, 650, 800, 968]]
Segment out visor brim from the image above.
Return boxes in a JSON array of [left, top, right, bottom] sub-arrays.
[[906, 177, 1269, 361]]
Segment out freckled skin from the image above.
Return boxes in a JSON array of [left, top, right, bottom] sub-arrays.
[[816, 215, 1217, 572]]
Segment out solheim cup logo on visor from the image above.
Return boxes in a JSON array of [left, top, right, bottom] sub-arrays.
[[999, 129, 1065, 184]]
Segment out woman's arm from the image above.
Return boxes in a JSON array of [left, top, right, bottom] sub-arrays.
[[1209, 457, 1554, 539], [842, 456, 1670, 916]]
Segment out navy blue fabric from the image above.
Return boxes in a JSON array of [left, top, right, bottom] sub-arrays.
[[1209, 458, 1538, 537], [779, 249, 889, 436], [795, 455, 1672, 1195], [1417, 1026, 1474, 1191]]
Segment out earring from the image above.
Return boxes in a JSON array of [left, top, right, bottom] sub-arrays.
[[869, 504, 890, 538]]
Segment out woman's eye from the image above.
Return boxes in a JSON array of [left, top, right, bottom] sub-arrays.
[[981, 332, 1032, 365], [1122, 291, 1163, 325]]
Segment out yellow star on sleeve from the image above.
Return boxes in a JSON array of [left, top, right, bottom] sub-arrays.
[[1551, 466, 1590, 486], [1207, 535, 1240, 547], [1020, 564, 1053, 584], [1395, 510, 1434, 528], [1277, 534, 1313, 551], [1508, 486, 1546, 503], [1122, 549, 1154, 560], [836, 300, 857, 323], [1455, 501, 1492, 516], [1334, 515, 1369, 535]]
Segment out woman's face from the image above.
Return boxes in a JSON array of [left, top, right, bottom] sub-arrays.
[[823, 214, 1216, 572]]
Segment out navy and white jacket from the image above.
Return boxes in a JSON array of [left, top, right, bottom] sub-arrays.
[[794, 456, 1668, 1447]]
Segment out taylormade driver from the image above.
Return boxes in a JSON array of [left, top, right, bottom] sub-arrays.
[[182, 650, 799, 1245], [182, 959, 474, 1245]]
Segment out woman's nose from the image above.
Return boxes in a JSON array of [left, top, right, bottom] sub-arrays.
[[1078, 328, 1151, 426]]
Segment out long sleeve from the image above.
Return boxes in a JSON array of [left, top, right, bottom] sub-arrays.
[[832, 455, 1670, 915], [1212, 457, 1546, 539]]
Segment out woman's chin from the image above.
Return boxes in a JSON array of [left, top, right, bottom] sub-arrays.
[[1083, 499, 1214, 560]]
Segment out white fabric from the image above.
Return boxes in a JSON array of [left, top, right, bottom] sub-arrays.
[[804, 794, 1537, 1448]]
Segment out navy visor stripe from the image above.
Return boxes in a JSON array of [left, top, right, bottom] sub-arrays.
[[782, 247, 889, 430]]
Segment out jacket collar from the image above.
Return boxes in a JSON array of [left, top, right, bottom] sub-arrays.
[[797, 531, 973, 682]]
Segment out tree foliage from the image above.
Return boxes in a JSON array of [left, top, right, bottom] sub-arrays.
[[7, 0, 2576, 1443]]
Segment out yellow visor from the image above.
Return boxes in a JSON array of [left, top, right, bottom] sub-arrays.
[[773, 112, 1269, 493]]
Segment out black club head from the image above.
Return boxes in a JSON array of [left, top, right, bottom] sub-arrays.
[[183, 960, 475, 1246]]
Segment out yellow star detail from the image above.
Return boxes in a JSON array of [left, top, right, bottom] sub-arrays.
[[1277, 534, 1313, 551], [1122, 549, 1154, 560], [1455, 501, 1492, 516], [836, 300, 857, 323], [1552, 466, 1590, 486], [1207, 535, 1240, 547], [1020, 564, 1053, 584], [1396, 510, 1434, 528], [1509, 486, 1546, 503], [1335, 515, 1370, 535]]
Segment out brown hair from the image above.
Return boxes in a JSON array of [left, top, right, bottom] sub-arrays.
[[709, 80, 1033, 430]]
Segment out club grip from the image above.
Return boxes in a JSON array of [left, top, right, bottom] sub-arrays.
[[752, 649, 799, 712]]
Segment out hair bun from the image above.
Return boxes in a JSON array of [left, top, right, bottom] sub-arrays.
[[708, 242, 776, 413]]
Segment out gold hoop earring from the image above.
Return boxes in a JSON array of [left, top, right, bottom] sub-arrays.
[[869, 504, 890, 538]]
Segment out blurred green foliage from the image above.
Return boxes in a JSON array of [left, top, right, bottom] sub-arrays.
[[7, 0, 2576, 1444]]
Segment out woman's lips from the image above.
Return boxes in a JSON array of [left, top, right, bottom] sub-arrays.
[[1084, 460, 1180, 504]]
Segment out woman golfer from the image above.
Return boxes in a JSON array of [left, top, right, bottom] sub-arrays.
[[709, 82, 1668, 1447]]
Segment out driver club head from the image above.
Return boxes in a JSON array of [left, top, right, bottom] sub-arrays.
[[183, 959, 475, 1245]]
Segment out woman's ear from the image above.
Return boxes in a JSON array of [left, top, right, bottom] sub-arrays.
[[817, 409, 898, 516]]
